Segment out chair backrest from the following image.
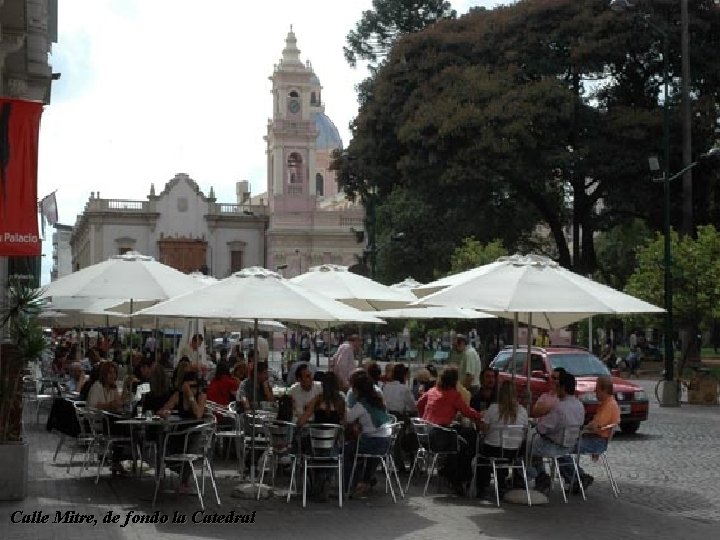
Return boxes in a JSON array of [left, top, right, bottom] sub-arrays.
[[495, 424, 527, 454], [411, 417, 431, 448], [263, 420, 295, 451], [22, 376, 38, 397], [83, 408, 106, 438], [427, 423, 459, 453], [559, 424, 583, 449], [306, 423, 343, 457]]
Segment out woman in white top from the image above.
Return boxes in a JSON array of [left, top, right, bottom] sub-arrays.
[[86, 361, 128, 475], [87, 361, 125, 411], [344, 374, 391, 496], [475, 380, 528, 496], [382, 364, 417, 473]]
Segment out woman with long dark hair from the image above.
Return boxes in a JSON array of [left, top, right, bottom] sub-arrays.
[[298, 371, 345, 426], [344, 374, 391, 496]]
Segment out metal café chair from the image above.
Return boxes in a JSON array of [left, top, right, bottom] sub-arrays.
[[471, 424, 531, 506], [531, 424, 585, 503], [346, 421, 404, 502], [87, 409, 133, 484], [300, 423, 344, 508], [575, 423, 620, 498], [209, 402, 245, 474], [406, 418, 461, 496], [153, 422, 220, 510], [257, 420, 297, 501]]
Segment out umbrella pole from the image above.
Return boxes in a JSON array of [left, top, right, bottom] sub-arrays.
[[250, 318, 259, 486], [511, 313, 518, 382], [525, 313, 533, 406]]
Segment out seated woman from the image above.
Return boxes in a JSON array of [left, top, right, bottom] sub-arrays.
[[65, 361, 88, 394], [158, 370, 208, 492], [207, 361, 240, 407], [231, 361, 247, 384], [297, 372, 346, 500], [86, 361, 129, 475], [382, 364, 417, 472], [417, 367, 483, 495], [158, 370, 207, 421], [298, 371, 346, 427], [343, 374, 392, 497], [141, 362, 173, 414], [475, 381, 529, 497]]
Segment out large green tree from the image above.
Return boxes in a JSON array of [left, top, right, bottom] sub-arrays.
[[626, 225, 720, 353], [337, 0, 720, 285]]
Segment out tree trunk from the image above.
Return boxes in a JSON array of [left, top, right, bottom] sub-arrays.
[[0, 344, 24, 443]]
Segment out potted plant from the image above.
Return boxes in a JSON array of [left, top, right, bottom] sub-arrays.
[[0, 280, 47, 500]]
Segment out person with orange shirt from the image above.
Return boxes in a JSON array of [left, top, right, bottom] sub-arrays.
[[561, 375, 620, 493]]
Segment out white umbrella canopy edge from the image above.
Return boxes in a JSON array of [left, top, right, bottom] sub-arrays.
[[290, 264, 413, 311], [373, 306, 496, 320], [40, 251, 206, 302], [415, 254, 664, 326], [135, 266, 386, 325]]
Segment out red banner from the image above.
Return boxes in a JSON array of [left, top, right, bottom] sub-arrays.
[[0, 98, 43, 256]]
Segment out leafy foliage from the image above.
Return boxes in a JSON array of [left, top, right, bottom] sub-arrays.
[[625, 225, 720, 331], [338, 0, 720, 285], [0, 281, 48, 442], [449, 238, 508, 274], [344, 0, 456, 68]]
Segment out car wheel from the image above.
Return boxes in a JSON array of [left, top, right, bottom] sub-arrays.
[[620, 421, 640, 435]]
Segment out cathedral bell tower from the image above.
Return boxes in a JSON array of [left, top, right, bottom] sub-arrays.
[[265, 27, 319, 214]]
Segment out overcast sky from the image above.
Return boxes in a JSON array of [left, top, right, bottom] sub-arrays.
[[39, 0, 502, 283]]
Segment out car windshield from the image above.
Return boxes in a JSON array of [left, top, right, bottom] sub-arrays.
[[549, 353, 610, 377]]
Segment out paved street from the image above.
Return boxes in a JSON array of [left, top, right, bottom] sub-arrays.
[[1, 378, 719, 540]]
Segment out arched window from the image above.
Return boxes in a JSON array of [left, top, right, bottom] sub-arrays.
[[287, 152, 304, 184], [315, 173, 324, 196], [289, 90, 299, 98], [310, 92, 317, 105]]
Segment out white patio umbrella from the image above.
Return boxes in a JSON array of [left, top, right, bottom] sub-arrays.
[[41, 251, 205, 302], [41, 252, 207, 353], [134, 266, 385, 493], [416, 254, 664, 395], [290, 264, 412, 311], [415, 254, 664, 329]]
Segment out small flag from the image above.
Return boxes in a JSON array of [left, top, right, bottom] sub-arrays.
[[39, 191, 58, 225]]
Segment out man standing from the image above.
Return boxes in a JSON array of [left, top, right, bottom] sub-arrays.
[[456, 334, 481, 392], [330, 334, 361, 391]]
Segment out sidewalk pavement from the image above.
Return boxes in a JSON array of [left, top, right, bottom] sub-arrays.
[[2, 396, 719, 540]]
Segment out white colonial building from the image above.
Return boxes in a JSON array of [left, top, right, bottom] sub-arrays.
[[69, 30, 364, 278]]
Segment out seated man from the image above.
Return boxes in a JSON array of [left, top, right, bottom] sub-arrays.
[[560, 375, 620, 493], [237, 361, 274, 412], [289, 363, 322, 420], [470, 367, 498, 412], [530, 367, 566, 418], [531, 371, 584, 493]]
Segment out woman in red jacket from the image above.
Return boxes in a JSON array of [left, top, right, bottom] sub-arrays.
[[206, 361, 239, 406], [417, 367, 483, 496]]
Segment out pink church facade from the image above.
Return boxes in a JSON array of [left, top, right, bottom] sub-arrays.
[[265, 30, 365, 278]]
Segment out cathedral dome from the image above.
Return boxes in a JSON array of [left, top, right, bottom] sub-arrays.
[[312, 112, 343, 150]]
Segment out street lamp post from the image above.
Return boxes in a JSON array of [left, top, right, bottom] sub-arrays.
[[610, 0, 676, 405]]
